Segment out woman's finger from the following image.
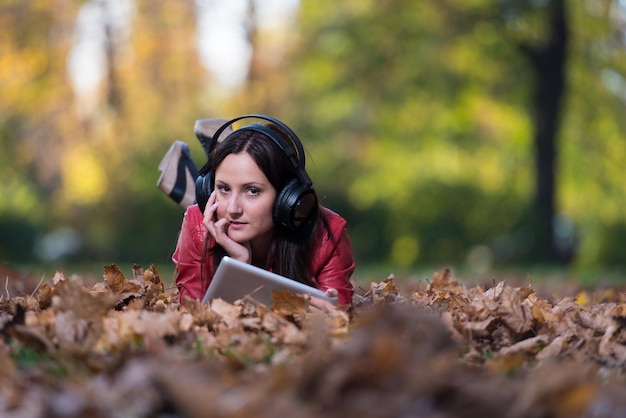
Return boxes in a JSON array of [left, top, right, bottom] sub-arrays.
[[310, 296, 335, 311], [211, 219, 251, 263], [212, 218, 230, 241], [202, 192, 218, 229], [204, 190, 216, 212]]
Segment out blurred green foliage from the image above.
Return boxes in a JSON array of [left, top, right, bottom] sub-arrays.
[[1, 0, 626, 276]]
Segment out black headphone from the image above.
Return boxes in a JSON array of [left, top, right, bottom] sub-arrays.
[[195, 114, 318, 232]]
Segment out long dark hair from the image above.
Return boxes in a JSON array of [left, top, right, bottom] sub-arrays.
[[204, 124, 326, 287]]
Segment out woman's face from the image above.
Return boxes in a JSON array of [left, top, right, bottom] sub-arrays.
[[214, 152, 277, 248]]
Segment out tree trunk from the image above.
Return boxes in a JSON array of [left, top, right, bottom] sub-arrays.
[[520, 0, 568, 263], [102, 0, 121, 111]]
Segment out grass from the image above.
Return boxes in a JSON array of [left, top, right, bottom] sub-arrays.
[[3, 260, 178, 297], [353, 261, 626, 299], [5, 259, 626, 302]]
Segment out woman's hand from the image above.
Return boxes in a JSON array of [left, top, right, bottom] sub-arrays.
[[203, 191, 251, 263], [310, 288, 338, 310]]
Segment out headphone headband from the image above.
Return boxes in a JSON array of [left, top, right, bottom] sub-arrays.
[[199, 114, 311, 186]]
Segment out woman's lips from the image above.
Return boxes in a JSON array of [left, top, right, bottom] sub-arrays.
[[228, 221, 246, 230]]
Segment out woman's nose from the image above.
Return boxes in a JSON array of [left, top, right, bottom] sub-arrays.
[[226, 194, 242, 214]]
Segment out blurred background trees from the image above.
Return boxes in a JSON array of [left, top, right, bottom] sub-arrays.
[[1, 0, 626, 278]]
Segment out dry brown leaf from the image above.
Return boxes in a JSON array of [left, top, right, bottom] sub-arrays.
[[103, 264, 141, 294], [52, 277, 116, 320], [473, 291, 500, 316], [210, 298, 243, 327], [18, 295, 39, 312], [273, 320, 307, 345], [499, 335, 549, 357], [54, 310, 92, 352], [131, 264, 144, 280], [325, 309, 351, 338], [183, 299, 221, 327], [536, 335, 566, 360], [483, 280, 506, 301], [52, 271, 65, 285], [518, 282, 535, 299], [577, 309, 614, 332], [365, 277, 401, 302], [429, 267, 454, 289], [240, 317, 262, 331], [128, 310, 182, 340], [531, 298, 558, 323], [598, 322, 626, 361], [9, 324, 55, 353], [611, 303, 626, 318], [36, 283, 53, 309], [144, 265, 163, 285], [458, 317, 494, 338], [96, 309, 181, 352], [497, 287, 533, 334], [270, 290, 309, 318]]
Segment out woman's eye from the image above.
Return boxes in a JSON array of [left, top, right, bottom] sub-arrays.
[[248, 187, 260, 196], [216, 185, 229, 193]]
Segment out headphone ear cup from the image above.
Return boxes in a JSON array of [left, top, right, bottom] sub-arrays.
[[273, 179, 318, 231], [195, 172, 213, 213]]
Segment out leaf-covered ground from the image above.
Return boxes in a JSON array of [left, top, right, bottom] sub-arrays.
[[1, 263, 626, 418]]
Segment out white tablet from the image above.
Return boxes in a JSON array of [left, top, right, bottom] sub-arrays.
[[201, 256, 337, 305]]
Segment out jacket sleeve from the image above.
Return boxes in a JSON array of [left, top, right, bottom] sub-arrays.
[[314, 212, 355, 306], [172, 205, 206, 302]]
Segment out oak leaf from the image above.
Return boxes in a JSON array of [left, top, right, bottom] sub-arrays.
[[103, 264, 141, 294]]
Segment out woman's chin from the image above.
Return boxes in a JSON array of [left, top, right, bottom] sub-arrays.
[[229, 232, 250, 244]]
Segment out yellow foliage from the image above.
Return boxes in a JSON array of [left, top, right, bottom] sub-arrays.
[[61, 144, 108, 206], [391, 235, 420, 266]]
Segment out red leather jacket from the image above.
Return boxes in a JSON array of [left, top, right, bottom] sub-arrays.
[[172, 205, 355, 305]]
